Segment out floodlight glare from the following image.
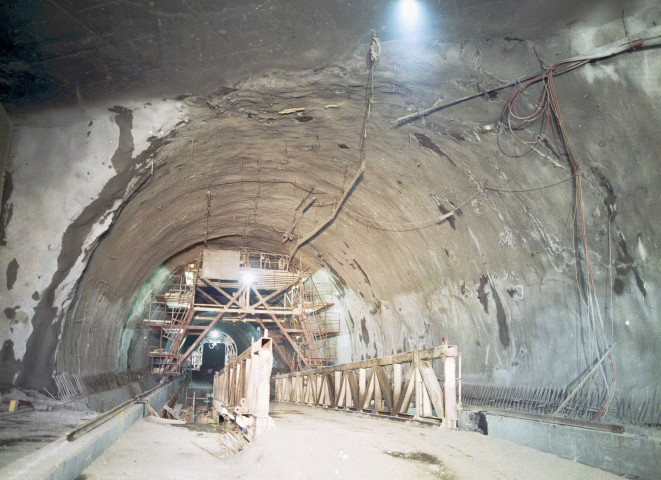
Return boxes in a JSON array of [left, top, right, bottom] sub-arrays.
[[239, 271, 256, 285], [398, 0, 421, 28]]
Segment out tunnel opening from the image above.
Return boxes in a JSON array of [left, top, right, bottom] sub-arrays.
[[192, 342, 225, 383]]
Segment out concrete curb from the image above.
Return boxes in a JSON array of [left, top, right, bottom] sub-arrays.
[[0, 378, 183, 480], [459, 408, 661, 480]]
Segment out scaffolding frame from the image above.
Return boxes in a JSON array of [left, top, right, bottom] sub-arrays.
[[144, 250, 339, 374]]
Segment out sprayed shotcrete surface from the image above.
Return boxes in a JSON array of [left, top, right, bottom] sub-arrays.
[[0, 100, 189, 388], [0, 0, 659, 429]]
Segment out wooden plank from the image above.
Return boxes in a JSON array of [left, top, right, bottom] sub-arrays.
[[393, 364, 402, 407], [362, 370, 375, 410], [415, 363, 422, 417], [251, 286, 311, 369], [374, 368, 382, 411], [145, 403, 159, 417], [168, 286, 246, 372], [319, 374, 332, 406], [312, 375, 320, 405], [396, 363, 416, 414], [346, 370, 359, 408], [145, 416, 185, 425], [375, 365, 394, 412], [336, 372, 346, 407], [275, 345, 451, 378], [345, 375, 352, 407], [334, 371, 342, 407], [419, 360, 445, 419], [325, 374, 335, 406], [358, 368, 366, 407], [316, 375, 322, 405], [163, 404, 181, 420]]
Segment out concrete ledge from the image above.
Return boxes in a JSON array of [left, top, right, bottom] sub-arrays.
[[0, 378, 182, 480], [460, 408, 661, 480]]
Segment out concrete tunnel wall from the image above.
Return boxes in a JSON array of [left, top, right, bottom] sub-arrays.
[[0, 1, 659, 427]]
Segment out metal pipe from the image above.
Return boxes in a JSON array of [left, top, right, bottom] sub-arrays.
[[66, 378, 179, 441]]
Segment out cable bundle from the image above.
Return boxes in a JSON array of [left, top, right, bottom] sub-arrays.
[[498, 26, 661, 421]]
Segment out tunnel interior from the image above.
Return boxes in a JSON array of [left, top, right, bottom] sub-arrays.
[[0, 0, 660, 478]]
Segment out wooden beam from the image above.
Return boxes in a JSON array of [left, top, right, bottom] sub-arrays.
[[250, 277, 301, 310], [196, 286, 223, 306], [276, 346, 450, 376], [166, 286, 246, 373], [274, 343, 459, 424], [396, 364, 416, 414], [346, 370, 359, 409], [419, 360, 445, 419], [362, 371, 375, 410], [199, 277, 244, 309], [250, 285, 311, 369], [375, 365, 394, 412]]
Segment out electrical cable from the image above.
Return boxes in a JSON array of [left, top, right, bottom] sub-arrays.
[[484, 175, 575, 193], [342, 191, 479, 232], [286, 30, 380, 264], [396, 25, 661, 127], [494, 26, 661, 422]]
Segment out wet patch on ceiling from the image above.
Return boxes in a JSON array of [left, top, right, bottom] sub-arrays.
[[413, 133, 457, 167]]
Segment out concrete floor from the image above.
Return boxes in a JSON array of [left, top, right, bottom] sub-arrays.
[[0, 408, 95, 469], [81, 402, 621, 480]]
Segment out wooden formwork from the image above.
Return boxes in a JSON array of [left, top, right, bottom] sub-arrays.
[[213, 335, 274, 438], [275, 344, 460, 427]]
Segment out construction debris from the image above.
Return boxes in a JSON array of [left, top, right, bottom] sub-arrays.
[[278, 107, 305, 114]]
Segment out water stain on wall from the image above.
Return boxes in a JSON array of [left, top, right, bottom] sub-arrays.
[[477, 276, 489, 313], [16, 106, 138, 390], [477, 275, 510, 347], [614, 235, 647, 297], [6, 257, 18, 289], [352, 259, 371, 286], [413, 133, 457, 167], [0, 339, 22, 384], [361, 317, 370, 345], [490, 279, 510, 348], [0, 170, 14, 245]]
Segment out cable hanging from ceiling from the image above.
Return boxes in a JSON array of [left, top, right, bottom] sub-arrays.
[[496, 27, 661, 422], [395, 25, 661, 127], [286, 30, 381, 265]]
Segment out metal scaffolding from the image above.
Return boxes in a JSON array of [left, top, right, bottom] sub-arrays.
[[144, 249, 339, 374]]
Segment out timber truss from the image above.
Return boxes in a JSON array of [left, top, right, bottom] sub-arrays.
[[275, 343, 461, 428], [145, 250, 339, 374]]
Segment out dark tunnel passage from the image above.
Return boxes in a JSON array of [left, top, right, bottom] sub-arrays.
[[0, 1, 660, 478]]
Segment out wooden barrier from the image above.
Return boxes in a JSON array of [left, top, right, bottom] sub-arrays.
[[213, 334, 273, 438], [275, 344, 460, 427]]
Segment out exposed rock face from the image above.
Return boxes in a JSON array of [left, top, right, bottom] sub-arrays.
[[0, 1, 659, 426]]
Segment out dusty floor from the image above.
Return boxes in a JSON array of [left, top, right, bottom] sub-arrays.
[[81, 402, 621, 480], [0, 408, 95, 468]]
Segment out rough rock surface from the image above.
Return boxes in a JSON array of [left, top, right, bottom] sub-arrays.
[[0, 0, 659, 429]]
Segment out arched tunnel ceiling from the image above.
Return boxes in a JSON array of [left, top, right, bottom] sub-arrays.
[[0, 0, 639, 107], [1, 0, 660, 426]]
